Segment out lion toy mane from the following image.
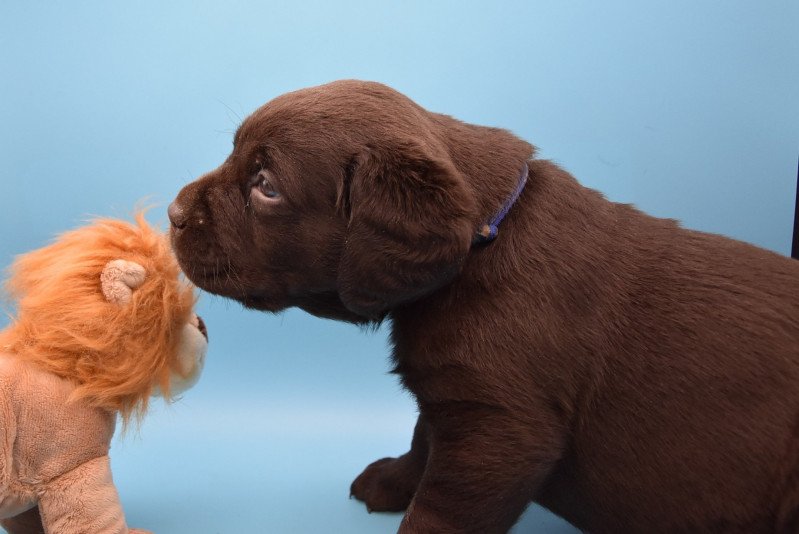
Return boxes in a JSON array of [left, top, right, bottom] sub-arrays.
[[0, 214, 207, 534]]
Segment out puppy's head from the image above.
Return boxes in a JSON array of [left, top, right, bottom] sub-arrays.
[[171, 81, 486, 322]]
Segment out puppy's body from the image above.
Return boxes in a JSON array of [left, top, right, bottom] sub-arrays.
[[392, 159, 799, 532], [170, 80, 799, 533]]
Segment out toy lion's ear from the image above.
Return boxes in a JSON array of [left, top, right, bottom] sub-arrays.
[[100, 259, 147, 305]]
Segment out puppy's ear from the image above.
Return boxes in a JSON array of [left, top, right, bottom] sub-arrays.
[[337, 139, 475, 319]]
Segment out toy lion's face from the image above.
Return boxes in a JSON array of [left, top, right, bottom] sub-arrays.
[[1, 213, 208, 421]]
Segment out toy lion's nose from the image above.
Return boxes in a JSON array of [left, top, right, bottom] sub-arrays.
[[196, 315, 208, 340], [168, 201, 187, 229]]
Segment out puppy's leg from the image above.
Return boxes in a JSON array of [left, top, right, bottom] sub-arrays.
[[351, 414, 429, 512], [0, 506, 45, 534], [399, 405, 563, 534]]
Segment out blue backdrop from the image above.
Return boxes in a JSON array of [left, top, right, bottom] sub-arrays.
[[1, 2, 797, 532]]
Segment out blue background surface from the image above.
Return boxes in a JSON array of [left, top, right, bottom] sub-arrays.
[[1, 1, 797, 532]]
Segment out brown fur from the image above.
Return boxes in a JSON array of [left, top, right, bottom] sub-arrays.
[[170, 80, 799, 533]]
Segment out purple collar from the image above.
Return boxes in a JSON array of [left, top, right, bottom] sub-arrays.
[[472, 162, 529, 246]]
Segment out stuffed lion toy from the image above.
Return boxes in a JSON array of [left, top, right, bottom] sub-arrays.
[[0, 214, 208, 534]]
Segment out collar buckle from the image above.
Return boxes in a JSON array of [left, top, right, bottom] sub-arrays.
[[472, 163, 529, 246]]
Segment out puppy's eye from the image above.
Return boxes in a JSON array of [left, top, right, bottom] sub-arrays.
[[257, 177, 281, 198], [252, 170, 281, 201]]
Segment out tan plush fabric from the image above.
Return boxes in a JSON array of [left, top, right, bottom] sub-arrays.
[[0, 353, 138, 533]]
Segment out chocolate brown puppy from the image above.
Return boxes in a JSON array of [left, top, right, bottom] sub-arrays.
[[169, 80, 799, 533]]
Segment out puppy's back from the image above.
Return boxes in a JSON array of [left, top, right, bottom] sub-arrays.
[[526, 161, 799, 532]]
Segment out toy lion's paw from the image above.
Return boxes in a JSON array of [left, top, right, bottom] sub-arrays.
[[350, 456, 422, 513], [129, 529, 153, 534]]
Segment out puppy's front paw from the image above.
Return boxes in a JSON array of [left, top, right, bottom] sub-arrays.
[[350, 456, 423, 513]]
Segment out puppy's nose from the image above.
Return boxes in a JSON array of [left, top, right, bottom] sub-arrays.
[[168, 201, 187, 229]]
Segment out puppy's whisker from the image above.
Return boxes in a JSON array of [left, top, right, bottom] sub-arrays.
[[215, 98, 243, 126], [224, 257, 244, 295]]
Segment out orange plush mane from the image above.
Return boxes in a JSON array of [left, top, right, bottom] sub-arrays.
[[0, 213, 195, 423]]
